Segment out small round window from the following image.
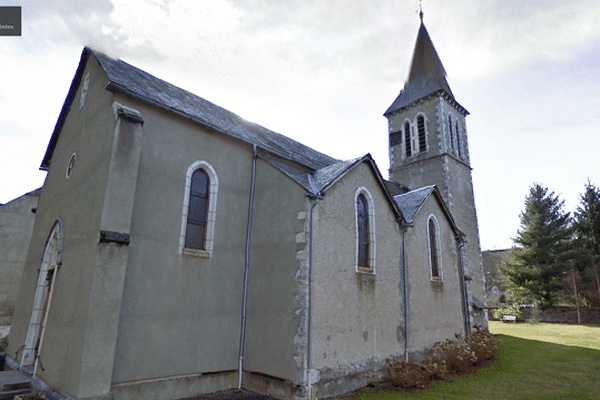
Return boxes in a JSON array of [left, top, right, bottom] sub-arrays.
[[66, 152, 76, 178]]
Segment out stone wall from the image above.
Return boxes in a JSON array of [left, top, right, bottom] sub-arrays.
[[520, 307, 600, 324]]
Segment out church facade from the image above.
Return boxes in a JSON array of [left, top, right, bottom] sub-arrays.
[[7, 19, 485, 400]]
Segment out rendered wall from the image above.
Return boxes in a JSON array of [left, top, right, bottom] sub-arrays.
[[243, 158, 310, 397], [403, 196, 466, 359], [0, 189, 39, 324], [310, 162, 405, 398], [8, 55, 121, 398], [108, 95, 256, 397]]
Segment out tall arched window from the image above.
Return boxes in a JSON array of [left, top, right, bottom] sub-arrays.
[[355, 188, 376, 273], [417, 114, 427, 153], [180, 161, 218, 257], [22, 219, 63, 371], [357, 194, 369, 268], [448, 115, 455, 153], [427, 215, 442, 280], [455, 121, 462, 158], [404, 121, 412, 158], [186, 169, 209, 249]]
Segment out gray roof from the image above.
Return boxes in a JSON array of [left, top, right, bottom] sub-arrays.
[[41, 47, 338, 171], [264, 155, 365, 195], [393, 185, 435, 225], [385, 22, 466, 116]]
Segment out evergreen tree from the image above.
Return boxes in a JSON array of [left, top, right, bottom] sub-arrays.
[[573, 181, 600, 257], [501, 184, 574, 309], [573, 181, 600, 306]]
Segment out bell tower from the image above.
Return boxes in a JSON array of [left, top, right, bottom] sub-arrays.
[[385, 14, 486, 327]]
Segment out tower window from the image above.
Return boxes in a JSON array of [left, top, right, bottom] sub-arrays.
[[404, 121, 412, 158], [448, 116, 455, 153], [455, 121, 462, 158], [417, 115, 427, 153]]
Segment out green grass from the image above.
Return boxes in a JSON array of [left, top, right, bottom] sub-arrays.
[[488, 320, 600, 351], [339, 322, 600, 400]]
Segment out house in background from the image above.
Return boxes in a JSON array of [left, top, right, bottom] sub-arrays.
[[0, 188, 40, 327], [7, 17, 485, 400], [483, 249, 512, 305]]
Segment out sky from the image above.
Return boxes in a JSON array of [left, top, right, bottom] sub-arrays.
[[1, 0, 599, 251]]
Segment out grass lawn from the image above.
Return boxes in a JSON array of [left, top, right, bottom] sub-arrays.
[[338, 321, 600, 400]]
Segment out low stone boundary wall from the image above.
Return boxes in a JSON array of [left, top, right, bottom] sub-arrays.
[[520, 307, 600, 324]]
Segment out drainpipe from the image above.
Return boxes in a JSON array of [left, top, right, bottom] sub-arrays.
[[458, 238, 470, 335], [402, 229, 409, 362], [238, 144, 258, 389], [306, 193, 323, 399]]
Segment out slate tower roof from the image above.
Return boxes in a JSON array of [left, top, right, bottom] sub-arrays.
[[385, 19, 464, 116]]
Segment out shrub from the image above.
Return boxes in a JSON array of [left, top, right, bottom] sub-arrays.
[[468, 326, 500, 364], [386, 358, 430, 389], [429, 333, 476, 375], [386, 327, 500, 390]]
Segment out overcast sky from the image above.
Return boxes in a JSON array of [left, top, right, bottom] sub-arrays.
[[1, 0, 599, 250]]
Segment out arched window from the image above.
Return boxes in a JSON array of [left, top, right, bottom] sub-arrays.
[[22, 219, 63, 371], [417, 115, 427, 153], [355, 188, 376, 273], [427, 215, 442, 280], [455, 121, 462, 158], [357, 194, 369, 268], [448, 115, 455, 153], [403, 121, 412, 158], [186, 169, 209, 249], [180, 161, 218, 257]]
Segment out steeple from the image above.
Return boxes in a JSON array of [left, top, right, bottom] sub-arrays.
[[384, 19, 457, 116], [384, 14, 485, 332]]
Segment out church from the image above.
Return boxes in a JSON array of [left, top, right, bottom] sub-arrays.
[[7, 16, 485, 400]]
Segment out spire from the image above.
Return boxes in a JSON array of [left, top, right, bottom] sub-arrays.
[[384, 17, 456, 116], [407, 21, 448, 87]]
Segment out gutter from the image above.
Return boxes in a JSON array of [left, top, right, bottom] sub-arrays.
[[238, 144, 258, 389], [402, 228, 409, 362]]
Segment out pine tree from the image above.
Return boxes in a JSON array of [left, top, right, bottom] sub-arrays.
[[573, 181, 600, 256], [501, 184, 574, 309], [573, 181, 600, 306]]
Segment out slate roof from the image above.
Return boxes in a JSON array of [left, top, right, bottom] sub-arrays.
[[264, 154, 407, 224], [264, 155, 370, 195], [385, 22, 467, 116], [41, 47, 338, 171], [393, 185, 435, 225]]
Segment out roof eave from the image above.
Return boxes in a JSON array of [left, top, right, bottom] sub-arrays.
[[40, 47, 94, 171]]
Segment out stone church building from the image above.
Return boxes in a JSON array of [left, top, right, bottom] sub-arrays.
[[7, 18, 485, 400]]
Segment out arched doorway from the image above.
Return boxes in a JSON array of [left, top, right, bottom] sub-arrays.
[[21, 220, 63, 373]]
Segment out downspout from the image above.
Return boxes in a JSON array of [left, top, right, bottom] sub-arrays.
[[458, 238, 470, 335], [402, 228, 409, 362], [238, 144, 258, 389], [306, 193, 323, 399]]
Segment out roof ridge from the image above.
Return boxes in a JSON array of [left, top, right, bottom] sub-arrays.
[[43, 46, 339, 171]]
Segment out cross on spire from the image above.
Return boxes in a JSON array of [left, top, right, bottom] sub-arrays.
[[419, 0, 424, 22]]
